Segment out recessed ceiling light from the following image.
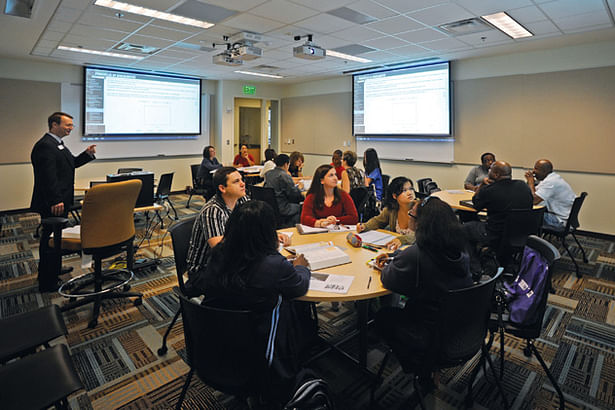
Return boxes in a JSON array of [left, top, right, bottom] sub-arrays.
[[481, 12, 532, 39], [94, 0, 214, 29], [327, 50, 372, 63], [234, 70, 283, 79], [57, 45, 144, 60]]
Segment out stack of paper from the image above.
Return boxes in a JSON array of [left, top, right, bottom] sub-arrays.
[[296, 224, 355, 234], [285, 242, 351, 270]]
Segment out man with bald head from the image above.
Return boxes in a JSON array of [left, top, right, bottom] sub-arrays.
[[466, 161, 533, 254], [525, 159, 575, 229]]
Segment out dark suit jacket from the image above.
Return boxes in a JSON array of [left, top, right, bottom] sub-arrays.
[[30, 133, 94, 217]]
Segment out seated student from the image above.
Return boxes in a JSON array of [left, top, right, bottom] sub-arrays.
[[363, 148, 384, 201], [198, 145, 222, 178], [301, 164, 358, 227], [340, 150, 365, 193], [288, 151, 304, 178], [264, 154, 304, 226], [330, 149, 344, 180], [233, 144, 255, 167], [524, 159, 575, 229], [464, 152, 495, 192], [374, 197, 473, 385], [357, 177, 417, 250], [260, 148, 277, 177], [191, 200, 312, 404]]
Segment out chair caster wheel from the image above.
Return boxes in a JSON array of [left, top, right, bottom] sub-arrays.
[[123, 284, 131, 292], [523, 347, 532, 357], [134, 298, 142, 306], [88, 319, 98, 328], [157, 346, 168, 356]]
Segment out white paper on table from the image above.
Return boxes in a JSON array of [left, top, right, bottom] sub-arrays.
[[358, 231, 395, 246], [299, 179, 312, 191], [447, 190, 466, 194], [50, 225, 81, 239], [309, 271, 354, 294]]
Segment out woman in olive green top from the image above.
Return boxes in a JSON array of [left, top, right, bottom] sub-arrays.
[[356, 177, 417, 250]]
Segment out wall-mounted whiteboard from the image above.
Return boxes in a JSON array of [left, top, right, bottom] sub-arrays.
[[356, 137, 454, 163]]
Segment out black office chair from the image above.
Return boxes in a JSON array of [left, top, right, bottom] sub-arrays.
[[249, 185, 284, 228], [0, 305, 67, 364], [424, 180, 441, 194], [117, 167, 143, 174], [0, 344, 84, 410], [371, 269, 508, 409], [488, 235, 564, 410], [416, 178, 432, 194], [156, 172, 178, 221], [175, 292, 275, 409], [381, 174, 390, 200], [497, 207, 546, 270], [349, 186, 370, 222], [158, 215, 197, 356], [542, 192, 588, 278], [186, 164, 211, 209]]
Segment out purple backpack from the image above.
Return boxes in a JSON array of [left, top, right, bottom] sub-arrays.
[[503, 246, 549, 326]]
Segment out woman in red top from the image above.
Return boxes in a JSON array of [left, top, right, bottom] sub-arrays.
[[233, 144, 255, 167], [301, 164, 358, 227], [330, 149, 344, 180]]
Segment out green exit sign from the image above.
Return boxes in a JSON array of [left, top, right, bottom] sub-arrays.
[[243, 85, 256, 95]]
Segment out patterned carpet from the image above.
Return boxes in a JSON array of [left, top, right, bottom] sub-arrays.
[[1, 193, 615, 409]]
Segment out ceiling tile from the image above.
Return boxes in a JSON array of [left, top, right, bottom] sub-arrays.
[[59, 0, 92, 10], [191, 0, 268, 12], [287, 0, 356, 13], [136, 25, 196, 42], [69, 25, 128, 41], [61, 36, 118, 50], [54, 7, 84, 23], [36, 39, 60, 49], [222, 13, 287, 33], [32, 47, 54, 56], [360, 49, 402, 61], [408, 3, 475, 27], [453, 0, 533, 16], [332, 25, 384, 42], [295, 13, 357, 33], [375, 0, 448, 14], [366, 15, 423, 35], [122, 34, 176, 48], [523, 19, 560, 36], [347, 0, 397, 19], [455, 29, 512, 46], [249, 0, 319, 24], [507, 6, 548, 24], [88, 6, 151, 23], [41, 31, 67, 42], [361, 35, 408, 50], [79, 13, 144, 32], [420, 37, 471, 51], [539, 0, 607, 20], [395, 28, 448, 43], [387, 44, 431, 56], [317, 35, 352, 49], [47, 21, 73, 32], [554, 12, 612, 32], [128, 0, 181, 10], [171, 0, 238, 24]]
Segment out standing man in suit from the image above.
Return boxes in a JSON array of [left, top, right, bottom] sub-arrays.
[[31, 112, 96, 292]]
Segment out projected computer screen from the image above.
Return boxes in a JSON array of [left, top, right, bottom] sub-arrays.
[[83, 66, 201, 140], [353, 62, 451, 137]]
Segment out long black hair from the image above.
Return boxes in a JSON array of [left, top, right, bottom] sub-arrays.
[[363, 148, 381, 176], [207, 200, 279, 289], [383, 176, 413, 211], [415, 197, 467, 258], [306, 164, 340, 210]]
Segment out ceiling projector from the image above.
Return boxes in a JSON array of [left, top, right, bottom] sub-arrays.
[[212, 52, 243, 66], [293, 43, 326, 60], [234, 45, 262, 61]]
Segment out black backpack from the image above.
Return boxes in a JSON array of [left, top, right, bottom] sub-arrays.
[[284, 378, 335, 410]]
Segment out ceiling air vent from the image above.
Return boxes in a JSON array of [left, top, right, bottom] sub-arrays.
[[114, 43, 159, 54], [4, 0, 35, 18], [438, 17, 492, 36]]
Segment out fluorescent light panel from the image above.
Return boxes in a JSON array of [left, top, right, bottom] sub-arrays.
[[481, 11, 532, 39], [234, 70, 283, 79], [57, 45, 143, 60], [94, 0, 214, 29], [327, 50, 371, 63]]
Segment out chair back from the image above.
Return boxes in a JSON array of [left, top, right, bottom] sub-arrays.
[[424, 180, 441, 194], [436, 269, 502, 363], [190, 164, 201, 187], [250, 186, 281, 225], [381, 174, 390, 199], [168, 216, 197, 293], [178, 292, 270, 396], [156, 172, 174, 198], [80, 180, 141, 250], [564, 192, 587, 232], [497, 207, 545, 265], [416, 178, 432, 194], [349, 187, 370, 222], [117, 168, 143, 174]]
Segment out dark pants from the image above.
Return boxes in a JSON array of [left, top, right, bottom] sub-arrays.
[[37, 212, 64, 291]]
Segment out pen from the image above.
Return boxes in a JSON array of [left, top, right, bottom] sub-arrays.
[[362, 245, 378, 252], [367, 276, 372, 289]]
